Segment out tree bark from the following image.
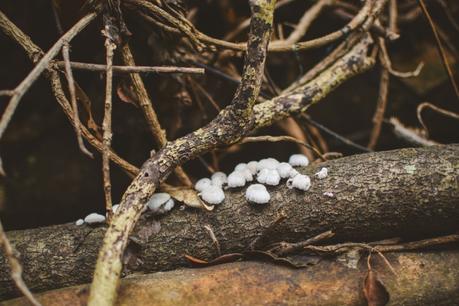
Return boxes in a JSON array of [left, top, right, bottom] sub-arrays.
[[1, 144, 458, 299], [3, 250, 459, 306]]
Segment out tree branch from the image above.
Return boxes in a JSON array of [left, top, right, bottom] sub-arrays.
[[88, 1, 276, 305]]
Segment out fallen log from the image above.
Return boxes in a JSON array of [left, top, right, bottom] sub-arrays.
[[3, 250, 459, 306], [1, 145, 458, 299]]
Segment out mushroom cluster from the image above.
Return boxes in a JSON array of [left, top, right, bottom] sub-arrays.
[[194, 154, 330, 206], [76, 154, 330, 225], [75, 191, 175, 226]]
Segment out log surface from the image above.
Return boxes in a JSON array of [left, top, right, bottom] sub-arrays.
[[3, 250, 459, 306]]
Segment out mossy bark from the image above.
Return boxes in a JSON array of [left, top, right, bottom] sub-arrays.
[[0, 145, 458, 300]]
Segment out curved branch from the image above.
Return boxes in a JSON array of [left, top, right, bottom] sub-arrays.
[[88, 1, 276, 305]]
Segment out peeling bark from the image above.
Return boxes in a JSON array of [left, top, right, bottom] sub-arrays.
[[0, 145, 458, 300], [3, 250, 459, 306]]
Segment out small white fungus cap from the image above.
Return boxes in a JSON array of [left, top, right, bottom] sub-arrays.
[[288, 154, 309, 167], [289, 168, 299, 178], [245, 184, 270, 204], [75, 219, 84, 226], [257, 168, 270, 184], [112, 204, 120, 214], [239, 168, 253, 182], [247, 161, 259, 175], [234, 163, 247, 172], [195, 178, 212, 192], [147, 193, 174, 214], [84, 213, 106, 224], [277, 162, 293, 179], [227, 171, 246, 188], [264, 170, 281, 186], [315, 167, 328, 179], [287, 174, 311, 191], [211, 172, 227, 187], [323, 191, 334, 197], [199, 185, 225, 205], [257, 158, 279, 171]]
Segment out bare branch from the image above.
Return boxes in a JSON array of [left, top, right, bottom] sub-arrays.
[[0, 11, 97, 141], [54, 61, 204, 74]]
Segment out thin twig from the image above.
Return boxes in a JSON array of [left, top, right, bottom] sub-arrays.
[[203, 224, 221, 256], [268, 230, 335, 256], [302, 234, 459, 254], [0, 12, 97, 141], [284, 0, 331, 45], [0, 220, 41, 306], [368, 39, 390, 149], [240, 135, 326, 160], [51, 4, 93, 158], [417, 0, 459, 101], [128, 0, 379, 53], [301, 114, 372, 152], [417, 102, 459, 136], [54, 61, 204, 74], [120, 44, 193, 187], [102, 34, 116, 220], [0, 9, 139, 178], [386, 117, 440, 146]]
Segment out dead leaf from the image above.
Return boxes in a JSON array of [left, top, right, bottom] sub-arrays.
[[161, 184, 214, 211], [363, 270, 390, 306], [116, 80, 138, 106]]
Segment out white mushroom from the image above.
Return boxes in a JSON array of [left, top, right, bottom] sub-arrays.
[[323, 191, 334, 197], [75, 219, 84, 226], [257, 158, 279, 171], [84, 213, 106, 224], [195, 178, 212, 192], [211, 172, 227, 187], [199, 185, 225, 205], [239, 168, 253, 182], [234, 163, 247, 172], [315, 167, 328, 179], [247, 161, 259, 175], [227, 171, 246, 188], [287, 174, 311, 191], [112, 204, 120, 214], [256, 168, 270, 184], [277, 162, 293, 179], [245, 184, 270, 204], [288, 154, 309, 167], [289, 168, 300, 178], [147, 193, 174, 214], [264, 170, 281, 186]]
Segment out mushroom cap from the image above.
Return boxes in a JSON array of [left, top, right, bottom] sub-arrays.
[[234, 163, 247, 172], [211, 171, 228, 187], [75, 219, 84, 226], [264, 170, 281, 186], [227, 171, 246, 188], [277, 162, 293, 178], [199, 185, 225, 205], [245, 184, 270, 204], [84, 213, 106, 224], [315, 167, 328, 179], [147, 193, 172, 212], [257, 158, 279, 171], [287, 174, 311, 191], [288, 154, 309, 167], [247, 161, 259, 175], [195, 178, 212, 192]]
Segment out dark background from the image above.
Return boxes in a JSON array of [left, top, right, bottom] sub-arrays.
[[0, 0, 458, 230]]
